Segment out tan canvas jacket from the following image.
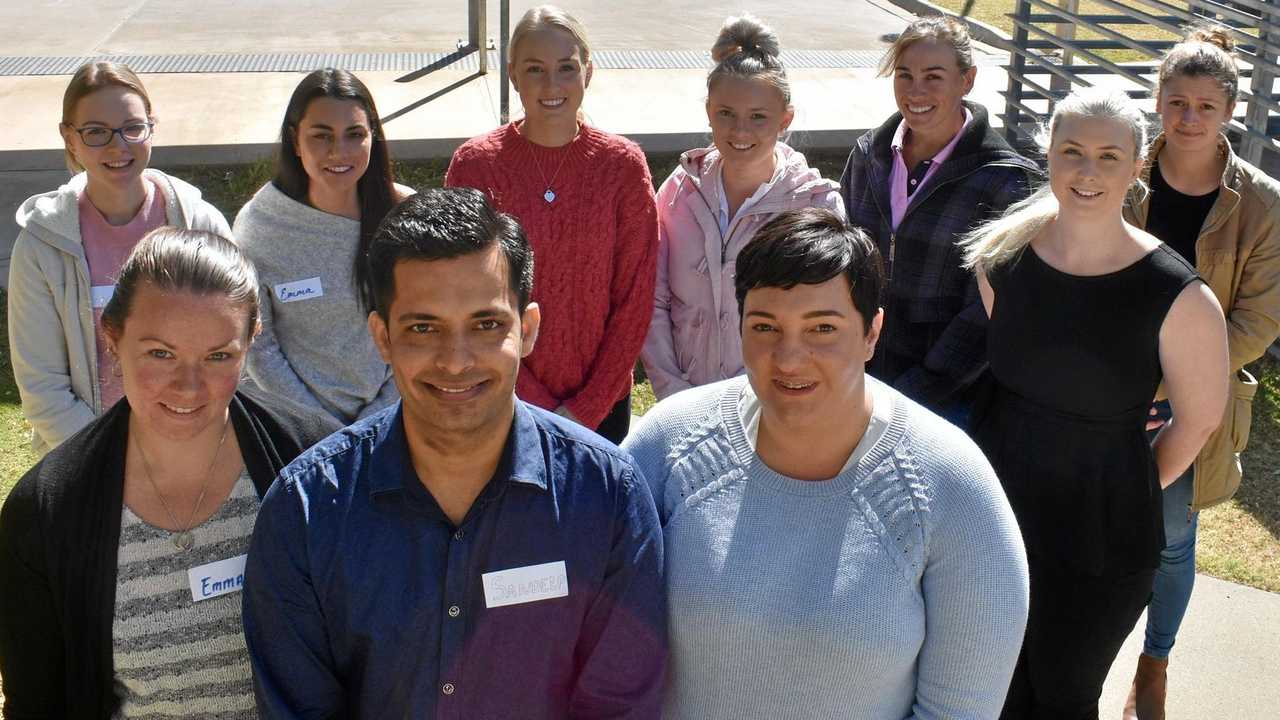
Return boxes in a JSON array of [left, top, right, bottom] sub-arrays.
[[1126, 134, 1280, 510]]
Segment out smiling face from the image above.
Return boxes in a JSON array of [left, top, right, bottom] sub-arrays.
[[741, 276, 882, 432], [109, 283, 250, 443], [61, 86, 153, 192], [1048, 114, 1144, 216], [369, 246, 540, 441], [509, 25, 591, 127], [892, 39, 975, 141], [1157, 73, 1235, 156], [706, 75, 794, 178], [293, 97, 373, 203]]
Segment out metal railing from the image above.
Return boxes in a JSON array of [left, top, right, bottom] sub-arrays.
[[999, 0, 1279, 166]]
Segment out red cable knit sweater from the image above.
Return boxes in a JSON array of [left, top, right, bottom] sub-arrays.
[[445, 123, 658, 429]]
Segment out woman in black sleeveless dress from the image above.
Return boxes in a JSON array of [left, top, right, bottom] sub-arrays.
[[961, 88, 1229, 719]]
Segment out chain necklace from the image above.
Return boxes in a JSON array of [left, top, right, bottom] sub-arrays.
[[132, 416, 230, 552], [521, 124, 576, 204]]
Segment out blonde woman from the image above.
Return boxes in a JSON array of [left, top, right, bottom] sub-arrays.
[[640, 14, 844, 400], [8, 62, 230, 455], [1120, 26, 1280, 719], [961, 88, 1228, 718], [446, 5, 658, 443]]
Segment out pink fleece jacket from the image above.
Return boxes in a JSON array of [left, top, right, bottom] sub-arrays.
[[641, 143, 845, 400]]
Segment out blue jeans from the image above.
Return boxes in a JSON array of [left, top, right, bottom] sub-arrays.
[[1143, 467, 1198, 659]]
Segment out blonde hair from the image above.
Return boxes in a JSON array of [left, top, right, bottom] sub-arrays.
[[961, 87, 1148, 274], [60, 61, 154, 174], [708, 14, 790, 106], [1158, 23, 1238, 103], [878, 15, 974, 77], [508, 5, 592, 66]]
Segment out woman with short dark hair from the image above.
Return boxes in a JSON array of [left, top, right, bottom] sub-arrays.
[[0, 228, 337, 718], [626, 207, 1029, 719]]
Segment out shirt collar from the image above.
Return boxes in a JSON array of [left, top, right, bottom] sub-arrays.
[[890, 106, 974, 159], [368, 399, 549, 496]]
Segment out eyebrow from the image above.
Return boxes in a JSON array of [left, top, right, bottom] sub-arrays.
[[395, 308, 507, 322], [744, 309, 847, 319], [1059, 140, 1127, 151], [522, 57, 578, 64], [305, 123, 367, 131], [897, 65, 949, 72], [137, 336, 236, 351]]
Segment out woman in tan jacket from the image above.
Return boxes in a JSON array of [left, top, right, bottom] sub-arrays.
[[1121, 25, 1280, 720]]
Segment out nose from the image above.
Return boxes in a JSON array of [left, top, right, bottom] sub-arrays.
[[771, 331, 808, 373], [170, 361, 203, 396], [434, 331, 476, 376], [1180, 104, 1197, 125]]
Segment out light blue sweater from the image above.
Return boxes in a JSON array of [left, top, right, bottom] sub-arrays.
[[623, 376, 1029, 720]]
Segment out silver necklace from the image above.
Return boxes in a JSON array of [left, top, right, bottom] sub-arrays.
[[523, 127, 575, 204], [132, 417, 229, 552]]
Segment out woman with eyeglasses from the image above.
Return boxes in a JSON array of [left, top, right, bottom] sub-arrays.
[[8, 61, 231, 456]]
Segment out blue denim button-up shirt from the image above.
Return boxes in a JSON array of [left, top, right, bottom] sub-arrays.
[[243, 401, 666, 719]]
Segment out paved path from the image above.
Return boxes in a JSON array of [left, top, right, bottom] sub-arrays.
[[1, 0, 913, 56]]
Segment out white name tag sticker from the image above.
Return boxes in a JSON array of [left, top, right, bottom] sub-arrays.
[[90, 285, 115, 309], [187, 554, 248, 603], [275, 277, 324, 303], [482, 560, 569, 609]]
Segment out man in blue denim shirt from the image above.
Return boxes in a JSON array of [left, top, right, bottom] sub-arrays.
[[242, 188, 666, 718]]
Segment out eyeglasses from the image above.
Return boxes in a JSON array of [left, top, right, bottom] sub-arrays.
[[66, 122, 154, 147]]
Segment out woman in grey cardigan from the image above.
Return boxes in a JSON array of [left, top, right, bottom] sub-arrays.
[[234, 68, 412, 425]]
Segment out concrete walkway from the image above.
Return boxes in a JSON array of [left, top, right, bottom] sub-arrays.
[[1, 3, 1278, 715]]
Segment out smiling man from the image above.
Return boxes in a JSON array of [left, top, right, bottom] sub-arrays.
[[243, 188, 665, 718], [624, 207, 1028, 719]]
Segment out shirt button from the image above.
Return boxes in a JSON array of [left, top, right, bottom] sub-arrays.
[[453, 529, 464, 540], [910, 178, 918, 185], [448, 605, 461, 618], [442, 682, 455, 695]]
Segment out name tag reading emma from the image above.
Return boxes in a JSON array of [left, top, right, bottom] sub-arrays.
[[482, 561, 569, 609], [187, 554, 248, 603], [275, 277, 324, 303]]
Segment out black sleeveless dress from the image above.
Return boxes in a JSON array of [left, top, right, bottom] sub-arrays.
[[973, 244, 1199, 577]]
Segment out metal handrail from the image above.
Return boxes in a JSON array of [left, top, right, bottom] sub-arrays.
[[1000, 0, 1279, 165]]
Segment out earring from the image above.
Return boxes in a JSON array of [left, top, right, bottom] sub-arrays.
[[107, 348, 122, 378]]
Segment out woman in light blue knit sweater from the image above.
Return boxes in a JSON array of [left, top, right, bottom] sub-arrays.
[[624, 208, 1029, 720]]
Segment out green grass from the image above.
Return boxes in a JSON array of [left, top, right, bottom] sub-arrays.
[[1, 155, 1277, 595], [937, 0, 1182, 65]]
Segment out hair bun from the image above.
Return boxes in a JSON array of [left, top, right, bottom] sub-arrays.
[[1187, 24, 1235, 54], [711, 14, 781, 64]]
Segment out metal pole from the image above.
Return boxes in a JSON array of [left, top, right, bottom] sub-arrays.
[[500, 0, 510, 123], [1243, 0, 1276, 165], [1006, 0, 1033, 145], [474, 0, 489, 75], [1049, 0, 1079, 96]]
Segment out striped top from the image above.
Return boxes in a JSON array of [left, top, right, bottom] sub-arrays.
[[112, 470, 258, 718]]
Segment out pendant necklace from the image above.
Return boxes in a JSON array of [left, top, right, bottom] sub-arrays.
[[133, 416, 230, 552], [523, 126, 576, 204]]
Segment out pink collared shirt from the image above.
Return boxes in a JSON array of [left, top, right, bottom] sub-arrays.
[[889, 108, 973, 231]]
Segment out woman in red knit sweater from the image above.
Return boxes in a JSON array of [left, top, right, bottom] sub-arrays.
[[445, 4, 658, 444]]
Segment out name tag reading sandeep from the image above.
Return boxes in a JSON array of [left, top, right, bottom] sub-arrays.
[[187, 554, 248, 603], [90, 285, 115, 309], [275, 277, 324, 303], [482, 561, 569, 609]]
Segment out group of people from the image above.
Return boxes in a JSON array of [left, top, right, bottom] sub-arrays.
[[0, 5, 1276, 719]]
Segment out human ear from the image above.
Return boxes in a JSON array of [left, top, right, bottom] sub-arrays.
[[780, 105, 795, 135], [368, 310, 393, 363], [508, 62, 519, 92], [519, 302, 541, 358], [584, 61, 593, 89], [864, 308, 885, 361], [961, 66, 977, 95]]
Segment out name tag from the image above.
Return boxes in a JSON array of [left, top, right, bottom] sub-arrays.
[[90, 285, 115, 309], [482, 560, 568, 609], [187, 554, 248, 603], [275, 277, 324, 303]]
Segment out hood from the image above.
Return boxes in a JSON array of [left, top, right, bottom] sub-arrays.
[[676, 142, 842, 216], [15, 169, 204, 254]]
